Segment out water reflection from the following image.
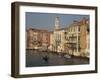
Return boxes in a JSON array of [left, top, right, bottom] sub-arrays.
[[26, 50, 89, 67]]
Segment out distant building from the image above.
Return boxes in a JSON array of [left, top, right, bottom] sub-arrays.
[[26, 28, 50, 51], [49, 31, 54, 51]]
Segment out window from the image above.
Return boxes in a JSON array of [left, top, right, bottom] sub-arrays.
[[78, 27, 80, 32]]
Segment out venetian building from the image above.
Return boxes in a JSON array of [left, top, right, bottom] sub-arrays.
[[53, 17, 61, 52], [49, 31, 54, 51], [41, 30, 50, 51], [86, 29, 90, 58], [64, 18, 89, 57], [79, 18, 89, 57], [26, 28, 39, 49], [53, 17, 60, 52], [64, 21, 80, 56], [53, 16, 66, 53], [26, 28, 50, 50]]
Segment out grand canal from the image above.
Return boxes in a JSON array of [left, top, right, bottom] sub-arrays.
[[26, 50, 89, 67]]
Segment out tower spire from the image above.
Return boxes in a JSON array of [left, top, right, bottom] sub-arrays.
[[55, 16, 60, 30]]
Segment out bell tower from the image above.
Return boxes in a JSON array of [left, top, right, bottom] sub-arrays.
[[55, 16, 60, 30]]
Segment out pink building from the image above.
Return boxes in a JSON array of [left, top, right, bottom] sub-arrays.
[[26, 28, 50, 50]]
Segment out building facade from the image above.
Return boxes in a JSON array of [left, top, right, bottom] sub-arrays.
[[52, 17, 66, 53], [64, 18, 89, 57], [26, 28, 50, 51]]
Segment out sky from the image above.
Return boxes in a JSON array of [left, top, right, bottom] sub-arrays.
[[26, 12, 89, 31]]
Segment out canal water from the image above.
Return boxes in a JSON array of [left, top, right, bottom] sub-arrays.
[[26, 50, 89, 67]]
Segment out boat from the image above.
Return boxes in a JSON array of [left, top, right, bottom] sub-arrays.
[[64, 54, 71, 58]]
